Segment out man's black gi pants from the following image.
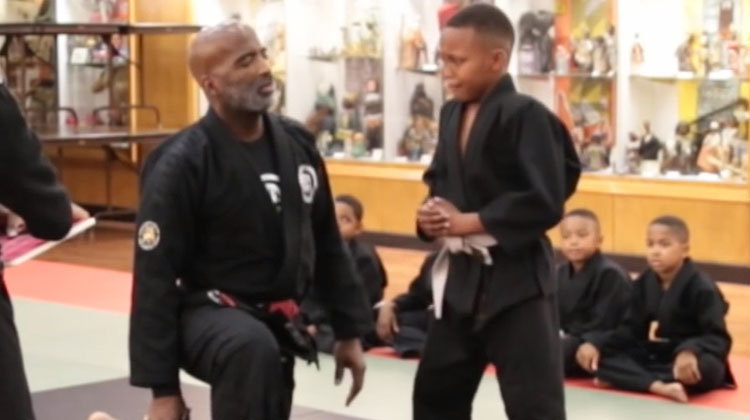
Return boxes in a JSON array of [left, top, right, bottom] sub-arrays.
[[0, 276, 36, 420], [181, 305, 295, 420], [413, 294, 566, 420]]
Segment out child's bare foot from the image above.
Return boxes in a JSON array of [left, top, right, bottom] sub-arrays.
[[593, 378, 612, 388], [88, 412, 117, 420], [650, 381, 688, 403]]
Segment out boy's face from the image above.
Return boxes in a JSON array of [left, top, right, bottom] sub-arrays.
[[335, 201, 362, 241], [560, 216, 602, 265], [646, 224, 689, 275], [439, 27, 509, 102]]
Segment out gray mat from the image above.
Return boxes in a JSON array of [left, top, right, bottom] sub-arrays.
[[32, 378, 366, 420]]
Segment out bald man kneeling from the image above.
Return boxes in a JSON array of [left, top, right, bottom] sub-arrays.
[[129, 21, 371, 420]]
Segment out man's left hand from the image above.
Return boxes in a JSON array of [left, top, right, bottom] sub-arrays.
[[333, 338, 366, 406]]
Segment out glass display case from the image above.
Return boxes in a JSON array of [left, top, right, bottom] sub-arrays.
[[186, 0, 750, 184]]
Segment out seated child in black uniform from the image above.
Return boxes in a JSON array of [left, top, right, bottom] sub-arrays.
[[303, 195, 387, 352], [577, 215, 735, 402], [557, 209, 631, 376], [376, 251, 438, 358]]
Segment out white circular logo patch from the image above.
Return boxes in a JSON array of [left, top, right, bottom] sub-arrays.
[[138, 220, 160, 251], [298, 164, 318, 204]]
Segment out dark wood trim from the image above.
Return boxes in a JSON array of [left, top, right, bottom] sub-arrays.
[[362, 231, 750, 286]]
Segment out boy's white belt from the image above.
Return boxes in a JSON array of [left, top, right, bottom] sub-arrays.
[[430, 234, 497, 319]]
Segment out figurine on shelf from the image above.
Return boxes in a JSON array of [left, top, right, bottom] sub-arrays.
[[631, 33, 644, 70], [673, 122, 698, 174], [351, 132, 368, 158], [697, 120, 723, 173], [572, 29, 594, 74], [399, 17, 428, 70], [581, 133, 609, 171], [625, 132, 642, 174], [400, 116, 437, 161], [338, 92, 362, 134], [638, 122, 662, 176], [517, 10, 555, 75], [592, 36, 609, 76], [605, 25, 617, 76], [694, 32, 710, 77], [305, 85, 337, 153], [410, 83, 434, 120], [676, 34, 696, 73], [555, 43, 571, 74], [708, 32, 726, 73], [400, 83, 438, 161], [362, 78, 383, 151]]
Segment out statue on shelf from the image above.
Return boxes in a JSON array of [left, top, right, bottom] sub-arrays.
[[555, 43, 571, 74], [400, 83, 438, 161], [630, 33, 644, 70], [638, 121, 662, 176], [305, 85, 337, 154], [336, 92, 362, 153], [673, 122, 698, 174], [592, 36, 609, 76], [410, 83, 434, 120], [581, 133, 609, 171], [572, 29, 594, 74], [694, 32, 710, 77], [676, 34, 696, 73], [517, 10, 555, 75], [625, 132, 642, 174], [604, 25, 617, 76], [362, 78, 383, 151], [697, 120, 723, 173], [399, 17, 428, 70]]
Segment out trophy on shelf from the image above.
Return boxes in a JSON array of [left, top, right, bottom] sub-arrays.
[[676, 34, 697, 73], [336, 92, 363, 154], [625, 132, 642, 175], [517, 10, 555, 75]]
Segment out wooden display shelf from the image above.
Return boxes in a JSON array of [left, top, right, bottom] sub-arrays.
[[0, 22, 201, 36]]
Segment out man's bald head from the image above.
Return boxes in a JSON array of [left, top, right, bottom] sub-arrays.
[[189, 20, 275, 114], [188, 20, 258, 81]]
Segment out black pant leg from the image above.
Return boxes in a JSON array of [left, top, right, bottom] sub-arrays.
[[484, 295, 566, 420], [180, 305, 293, 420], [0, 277, 35, 420], [686, 353, 727, 394], [596, 351, 659, 393], [412, 309, 486, 420], [561, 334, 589, 377]]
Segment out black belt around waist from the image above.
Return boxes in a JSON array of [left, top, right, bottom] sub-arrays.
[[183, 289, 319, 368]]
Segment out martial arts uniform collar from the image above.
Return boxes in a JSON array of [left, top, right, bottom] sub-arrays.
[[200, 107, 305, 292]]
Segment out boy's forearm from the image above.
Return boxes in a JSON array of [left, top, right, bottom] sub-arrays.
[[451, 212, 486, 236]]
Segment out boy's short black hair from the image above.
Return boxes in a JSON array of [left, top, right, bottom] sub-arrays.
[[650, 215, 690, 244], [446, 3, 515, 50], [335, 195, 363, 222], [564, 208, 600, 226]]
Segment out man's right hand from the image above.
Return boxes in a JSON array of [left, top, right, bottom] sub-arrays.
[[376, 301, 399, 343], [146, 396, 186, 420], [575, 342, 600, 373], [417, 200, 449, 238]]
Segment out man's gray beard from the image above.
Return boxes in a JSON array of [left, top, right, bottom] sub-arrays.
[[225, 79, 274, 113]]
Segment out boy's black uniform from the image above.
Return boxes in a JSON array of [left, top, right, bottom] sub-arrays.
[[557, 252, 631, 375], [0, 83, 73, 420], [414, 75, 580, 420], [589, 259, 735, 393]]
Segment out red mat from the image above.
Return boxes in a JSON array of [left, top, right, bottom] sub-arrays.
[[5, 260, 750, 413]]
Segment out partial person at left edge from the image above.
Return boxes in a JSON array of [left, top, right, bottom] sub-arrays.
[[0, 76, 90, 420]]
